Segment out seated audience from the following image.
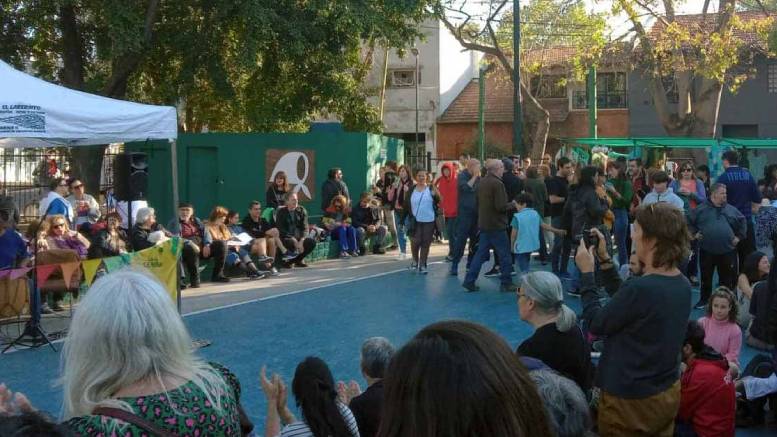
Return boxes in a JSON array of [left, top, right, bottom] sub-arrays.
[[321, 167, 350, 213], [351, 193, 387, 255], [516, 271, 592, 393], [129, 207, 170, 251], [168, 202, 230, 284], [226, 210, 276, 275], [676, 321, 736, 437], [66, 178, 100, 232], [323, 194, 359, 258], [755, 198, 777, 259], [39, 177, 74, 225], [578, 203, 692, 436], [87, 212, 128, 258], [241, 201, 296, 264], [261, 357, 359, 437], [206, 206, 265, 279], [735, 355, 777, 427], [337, 337, 395, 437], [0, 269, 249, 435], [276, 193, 317, 268], [737, 251, 769, 328], [0, 196, 29, 270], [266, 171, 290, 209], [45, 215, 90, 260], [698, 287, 742, 375], [529, 370, 594, 437], [0, 411, 73, 437], [378, 320, 551, 436], [746, 259, 777, 350]]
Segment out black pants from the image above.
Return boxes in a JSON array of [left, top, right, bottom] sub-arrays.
[[411, 221, 436, 267], [181, 241, 200, 283], [356, 225, 387, 252], [699, 249, 738, 302], [281, 236, 317, 263], [737, 219, 756, 269]]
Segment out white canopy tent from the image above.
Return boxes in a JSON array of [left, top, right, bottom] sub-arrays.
[[0, 59, 180, 222]]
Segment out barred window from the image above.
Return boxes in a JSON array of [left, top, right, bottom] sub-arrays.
[[768, 64, 777, 93]]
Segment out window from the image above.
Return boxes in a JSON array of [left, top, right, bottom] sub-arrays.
[[572, 72, 627, 109], [530, 75, 566, 98], [388, 69, 419, 88], [662, 76, 679, 104], [769, 64, 777, 93]]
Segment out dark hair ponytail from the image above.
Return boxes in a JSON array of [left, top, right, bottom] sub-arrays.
[[292, 357, 351, 437]]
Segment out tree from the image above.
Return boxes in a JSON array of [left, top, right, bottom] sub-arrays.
[[616, 0, 774, 137], [5, 1, 432, 190], [435, 0, 607, 159]]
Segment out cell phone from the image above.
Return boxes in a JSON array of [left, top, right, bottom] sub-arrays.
[[575, 228, 599, 249]]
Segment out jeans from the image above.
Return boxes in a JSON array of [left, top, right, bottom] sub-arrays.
[[538, 227, 548, 262], [515, 252, 531, 275], [334, 225, 358, 252], [699, 249, 738, 303], [463, 230, 514, 285], [550, 216, 571, 274], [451, 211, 479, 271], [394, 210, 407, 254], [613, 208, 630, 267], [445, 216, 458, 256]]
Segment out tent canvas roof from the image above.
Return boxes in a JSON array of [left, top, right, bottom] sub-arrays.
[[564, 137, 777, 149], [0, 60, 177, 148]]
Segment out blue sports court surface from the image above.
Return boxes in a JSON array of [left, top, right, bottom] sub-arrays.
[[0, 259, 773, 435]]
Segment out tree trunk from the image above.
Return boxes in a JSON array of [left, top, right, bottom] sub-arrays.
[[520, 86, 550, 161], [69, 146, 108, 195]]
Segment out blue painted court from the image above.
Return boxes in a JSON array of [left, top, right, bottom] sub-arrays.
[[0, 260, 773, 435]]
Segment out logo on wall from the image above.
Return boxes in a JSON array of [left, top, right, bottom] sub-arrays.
[[0, 104, 46, 134], [266, 149, 316, 201]]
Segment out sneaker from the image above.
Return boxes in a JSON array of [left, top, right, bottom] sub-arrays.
[[484, 267, 500, 277], [445, 255, 453, 262], [340, 251, 350, 259], [693, 299, 708, 310], [462, 282, 480, 292], [256, 255, 273, 263], [409, 261, 418, 271], [499, 283, 518, 293], [448, 268, 458, 276], [418, 266, 428, 275], [190, 280, 201, 288], [282, 251, 298, 261], [268, 267, 280, 276], [373, 247, 386, 255], [51, 302, 66, 312], [397, 252, 406, 260], [40, 303, 54, 314], [247, 271, 267, 280], [348, 250, 358, 257]]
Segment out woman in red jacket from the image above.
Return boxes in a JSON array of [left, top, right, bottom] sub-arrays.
[[434, 162, 458, 260]]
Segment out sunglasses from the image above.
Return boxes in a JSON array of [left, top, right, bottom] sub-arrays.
[[53, 223, 65, 228], [71, 184, 83, 189], [681, 168, 693, 172]]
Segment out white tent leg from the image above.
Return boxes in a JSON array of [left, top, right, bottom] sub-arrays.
[[170, 139, 181, 313]]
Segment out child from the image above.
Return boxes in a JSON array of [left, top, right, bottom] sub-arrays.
[[698, 287, 742, 376], [510, 193, 565, 276]]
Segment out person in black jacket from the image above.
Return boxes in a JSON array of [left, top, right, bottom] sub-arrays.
[[576, 203, 692, 435], [266, 171, 290, 209], [276, 193, 317, 267], [130, 207, 170, 252], [337, 337, 395, 437], [88, 211, 128, 258], [352, 192, 387, 255], [563, 166, 609, 241], [321, 167, 350, 213]]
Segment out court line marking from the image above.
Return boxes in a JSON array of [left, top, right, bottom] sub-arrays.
[[184, 262, 443, 317], [1, 261, 444, 353]]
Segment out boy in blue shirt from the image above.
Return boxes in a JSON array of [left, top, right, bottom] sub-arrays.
[[511, 193, 566, 276]]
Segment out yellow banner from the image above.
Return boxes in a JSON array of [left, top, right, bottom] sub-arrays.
[[130, 238, 182, 302]]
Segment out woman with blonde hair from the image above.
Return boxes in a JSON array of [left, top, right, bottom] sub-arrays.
[[0, 269, 249, 435], [206, 206, 265, 279]]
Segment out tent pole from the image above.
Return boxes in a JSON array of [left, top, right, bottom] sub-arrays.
[[170, 139, 181, 313]]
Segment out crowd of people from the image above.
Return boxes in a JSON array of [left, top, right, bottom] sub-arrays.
[[3, 148, 777, 435]]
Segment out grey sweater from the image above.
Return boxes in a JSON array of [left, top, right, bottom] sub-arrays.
[[688, 200, 747, 255]]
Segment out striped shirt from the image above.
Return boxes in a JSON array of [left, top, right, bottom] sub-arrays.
[[279, 402, 360, 437]]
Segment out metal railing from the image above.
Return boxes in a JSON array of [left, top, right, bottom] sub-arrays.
[[0, 148, 120, 223]]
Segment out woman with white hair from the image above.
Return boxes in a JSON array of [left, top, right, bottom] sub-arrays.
[[0, 269, 249, 435], [530, 370, 594, 437], [516, 271, 593, 393], [130, 207, 170, 251]]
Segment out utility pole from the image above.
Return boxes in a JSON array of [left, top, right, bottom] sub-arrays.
[[587, 65, 597, 138], [478, 65, 487, 163], [513, 0, 524, 157]]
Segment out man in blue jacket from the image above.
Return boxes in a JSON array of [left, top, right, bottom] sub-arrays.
[[449, 158, 480, 276], [716, 150, 762, 266], [688, 183, 747, 308]]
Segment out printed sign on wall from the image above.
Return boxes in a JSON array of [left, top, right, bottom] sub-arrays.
[[265, 149, 316, 201]]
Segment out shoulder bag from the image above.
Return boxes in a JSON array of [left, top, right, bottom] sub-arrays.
[[93, 407, 177, 437]]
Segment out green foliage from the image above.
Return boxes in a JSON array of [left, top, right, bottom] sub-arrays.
[[4, 0, 433, 133]]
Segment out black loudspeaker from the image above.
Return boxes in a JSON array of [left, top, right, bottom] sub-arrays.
[[113, 152, 148, 201]]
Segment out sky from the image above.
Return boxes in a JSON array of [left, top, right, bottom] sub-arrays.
[[455, 0, 719, 39]]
